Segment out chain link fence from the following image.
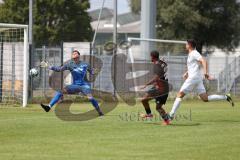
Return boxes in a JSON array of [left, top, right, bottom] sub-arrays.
[[30, 44, 240, 103]]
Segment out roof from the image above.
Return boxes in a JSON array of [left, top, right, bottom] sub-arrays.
[[90, 20, 140, 33], [117, 12, 140, 25], [88, 8, 113, 21], [89, 8, 141, 33]]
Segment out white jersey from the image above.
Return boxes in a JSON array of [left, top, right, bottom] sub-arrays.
[[187, 50, 202, 79]]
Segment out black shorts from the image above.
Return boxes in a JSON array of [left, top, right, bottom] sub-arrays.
[[147, 87, 169, 105], [155, 94, 168, 104]]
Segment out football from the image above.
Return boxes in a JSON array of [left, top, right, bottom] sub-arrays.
[[29, 68, 39, 77]]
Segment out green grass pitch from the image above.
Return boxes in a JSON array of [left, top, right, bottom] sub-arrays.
[[0, 100, 240, 160]]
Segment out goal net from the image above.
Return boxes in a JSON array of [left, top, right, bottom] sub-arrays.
[[125, 37, 187, 98], [0, 23, 29, 107]]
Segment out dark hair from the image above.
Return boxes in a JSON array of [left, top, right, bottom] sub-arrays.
[[187, 39, 197, 48], [73, 50, 80, 55], [150, 50, 159, 59]]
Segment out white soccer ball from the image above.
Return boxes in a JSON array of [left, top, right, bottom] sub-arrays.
[[29, 68, 39, 77]]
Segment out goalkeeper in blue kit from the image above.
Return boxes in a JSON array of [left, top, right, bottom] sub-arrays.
[[40, 50, 104, 116]]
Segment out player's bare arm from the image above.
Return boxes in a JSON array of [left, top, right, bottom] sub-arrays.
[[183, 71, 188, 80], [141, 75, 159, 89], [198, 57, 211, 80]]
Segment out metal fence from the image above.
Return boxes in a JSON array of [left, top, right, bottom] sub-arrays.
[[32, 46, 62, 101], [30, 45, 240, 103]]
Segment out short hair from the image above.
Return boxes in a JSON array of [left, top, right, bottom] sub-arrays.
[[73, 50, 80, 55], [150, 50, 159, 59], [187, 39, 197, 49]]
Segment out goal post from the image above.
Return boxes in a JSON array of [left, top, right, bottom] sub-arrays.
[[127, 37, 186, 61], [0, 23, 29, 107], [126, 37, 187, 95]]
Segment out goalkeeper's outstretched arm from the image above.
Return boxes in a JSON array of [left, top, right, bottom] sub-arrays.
[[49, 65, 68, 72]]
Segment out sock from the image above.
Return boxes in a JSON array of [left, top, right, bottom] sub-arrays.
[[169, 98, 182, 117], [156, 106, 167, 120], [89, 98, 102, 113], [208, 95, 227, 101], [145, 108, 152, 115], [142, 100, 151, 114], [161, 114, 169, 121], [49, 91, 63, 108]]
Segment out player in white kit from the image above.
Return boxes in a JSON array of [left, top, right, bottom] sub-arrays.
[[168, 39, 234, 121]]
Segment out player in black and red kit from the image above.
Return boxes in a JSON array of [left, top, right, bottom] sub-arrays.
[[140, 50, 170, 125]]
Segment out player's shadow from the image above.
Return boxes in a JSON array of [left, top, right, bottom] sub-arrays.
[[99, 114, 119, 117], [144, 122, 201, 127], [202, 119, 240, 123], [169, 123, 201, 127]]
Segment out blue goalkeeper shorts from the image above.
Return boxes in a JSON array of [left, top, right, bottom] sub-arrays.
[[65, 84, 91, 95]]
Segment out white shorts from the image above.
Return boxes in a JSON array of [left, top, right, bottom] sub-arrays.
[[180, 78, 206, 95]]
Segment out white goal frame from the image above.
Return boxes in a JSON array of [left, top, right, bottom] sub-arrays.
[[127, 37, 186, 93], [127, 37, 186, 62], [0, 23, 29, 107]]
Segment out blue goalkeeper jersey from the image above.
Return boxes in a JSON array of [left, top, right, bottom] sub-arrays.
[[51, 60, 93, 85]]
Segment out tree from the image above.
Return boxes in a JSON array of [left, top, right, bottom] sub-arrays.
[[0, 0, 93, 46], [129, 0, 240, 53]]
